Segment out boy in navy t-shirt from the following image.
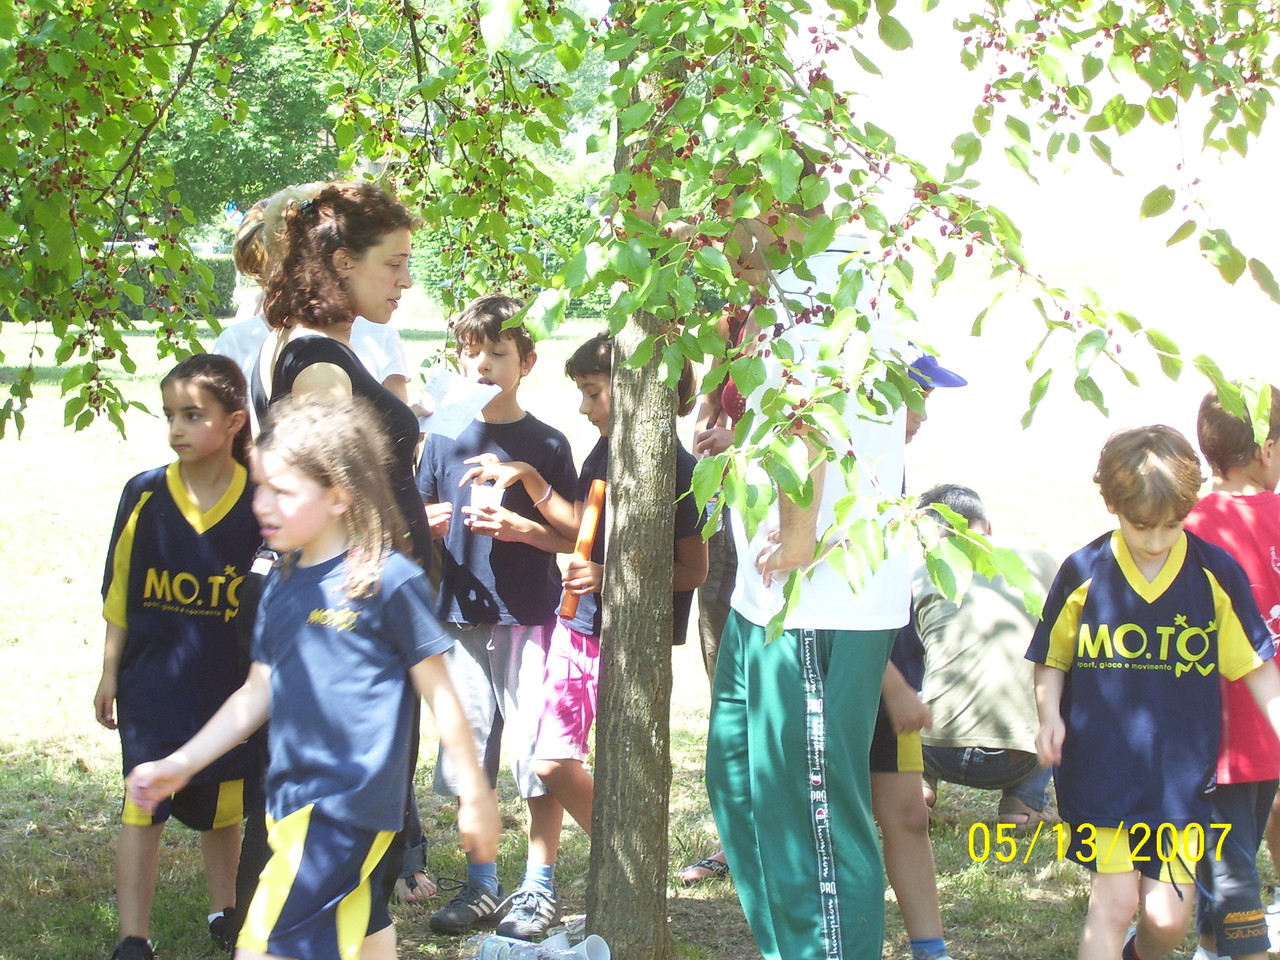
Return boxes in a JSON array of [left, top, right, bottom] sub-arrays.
[[1029, 425, 1280, 960], [416, 294, 577, 937]]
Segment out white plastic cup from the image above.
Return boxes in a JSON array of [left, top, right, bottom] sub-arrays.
[[468, 482, 505, 510]]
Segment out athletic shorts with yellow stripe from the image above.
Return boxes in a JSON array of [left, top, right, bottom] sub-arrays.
[[122, 778, 244, 830], [868, 701, 923, 774], [238, 804, 395, 960]]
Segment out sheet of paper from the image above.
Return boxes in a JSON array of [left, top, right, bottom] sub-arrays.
[[417, 366, 500, 438]]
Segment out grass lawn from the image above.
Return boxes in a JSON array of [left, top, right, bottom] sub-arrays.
[[0, 295, 1255, 960]]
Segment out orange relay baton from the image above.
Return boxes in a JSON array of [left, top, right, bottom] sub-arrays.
[[559, 478, 607, 619]]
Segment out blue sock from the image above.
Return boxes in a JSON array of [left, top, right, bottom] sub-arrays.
[[467, 861, 499, 895], [911, 937, 948, 960], [522, 861, 556, 895]]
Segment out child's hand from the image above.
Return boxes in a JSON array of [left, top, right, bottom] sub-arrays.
[[1035, 717, 1065, 767], [458, 455, 530, 490], [126, 758, 190, 814], [426, 501, 453, 538], [462, 504, 526, 542], [882, 683, 932, 735], [94, 673, 118, 730], [457, 791, 501, 864], [563, 559, 603, 596]]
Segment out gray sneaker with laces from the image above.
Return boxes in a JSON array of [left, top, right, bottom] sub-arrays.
[[496, 886, 559, 940], [428, 878, 505, 934]]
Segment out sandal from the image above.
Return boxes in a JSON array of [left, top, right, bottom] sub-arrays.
[[394, 870, 437, 903], [677, 855, 730, 885], [996, 795, 1045, 833]]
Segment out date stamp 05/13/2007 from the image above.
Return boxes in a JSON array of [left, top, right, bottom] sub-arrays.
[[967, 821, 1233, 864]]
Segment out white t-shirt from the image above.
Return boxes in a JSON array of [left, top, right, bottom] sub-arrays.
[[729, 238, 911, 632], [212, 315, 411, 384]]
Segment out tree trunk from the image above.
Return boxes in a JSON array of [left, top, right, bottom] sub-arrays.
[[588, 332, 676, 960], [587, 12, 684, 957]]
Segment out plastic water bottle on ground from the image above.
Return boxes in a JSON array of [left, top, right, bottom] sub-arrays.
[[460, 934, 576, 959], [461, 932, 611, 960]]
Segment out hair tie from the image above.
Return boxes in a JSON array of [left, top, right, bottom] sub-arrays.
[[297, 198, 315, 213]]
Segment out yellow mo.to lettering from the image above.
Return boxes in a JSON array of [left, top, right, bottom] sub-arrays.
[[1077, 621, 1215, 676], [143, 567, 243, 613]]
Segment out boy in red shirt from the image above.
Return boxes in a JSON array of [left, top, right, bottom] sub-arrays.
[[1185, 385, 1280, 960]]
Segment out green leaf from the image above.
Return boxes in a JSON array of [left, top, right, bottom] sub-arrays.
[[1074, 328, 1108, 374], [1073, 374, 1108, 416], [1021, 369, 1053, 429], [1005, 116, 1031, 145], [878, 14, 912, 51], [1139, 185, 1175, 219], [1200, 228, 1247, 284], [1146, 95, 1176, 124], [1166, 219, 1196, 246], [932, 252, 955, 293], [1144, 328, 1183, 380], [617, 100, 655, 135], [1004, 145, 1038, 183], [851, 46, 882, 76], [609, 237, 651, 279], [554, 42, 583, 72], [1242, 382, 1276, 448], [760, 145, 803, 199], [728, 356, 767, 402], [945, 132, 982, 180], [991, 547, 1045, 619], [1249, 258, 1280, 305], [736, 125, 778, 163], [479, 0, 521, 52]]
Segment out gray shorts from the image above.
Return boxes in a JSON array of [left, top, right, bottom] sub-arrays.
[[432, 621, 552, 799]]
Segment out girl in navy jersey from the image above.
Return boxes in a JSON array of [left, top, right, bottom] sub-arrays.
[[127, 395, 499, 960], [95, 354, 259, 960]]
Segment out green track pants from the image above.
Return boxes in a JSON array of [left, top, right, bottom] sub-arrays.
[[707, 609, 895, 960]]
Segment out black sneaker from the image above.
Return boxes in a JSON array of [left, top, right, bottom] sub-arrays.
[[109, 937, 154, 960], [428, 878, 505, 934], [209, 908, 237, 952], [496, 886, 559, 940]]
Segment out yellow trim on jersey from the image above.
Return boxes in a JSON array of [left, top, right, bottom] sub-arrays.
[[165, 460, 249, 534], [103, 491, 154, 628], [1111, 529, 1187, 604], [1043, 579, 1090, 671], [1206, 568, 1268, 681]]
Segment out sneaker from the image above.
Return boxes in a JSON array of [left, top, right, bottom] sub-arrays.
[[209, 908, 237, 952], [496, 887, 559, 940], [428, 878, 505, 934], [109, 937, 154, 960]]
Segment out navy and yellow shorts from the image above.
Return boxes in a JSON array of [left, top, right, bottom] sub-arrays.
[[122, 778, 244, 831], [239, 804, 395, 960], [869, 704, 924, 774], [1067, 822, 1203, 885]]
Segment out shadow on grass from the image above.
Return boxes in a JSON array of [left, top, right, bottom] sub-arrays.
[[0, 741, 224, 960]]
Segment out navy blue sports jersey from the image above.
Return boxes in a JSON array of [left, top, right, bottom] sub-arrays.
[[1026, 529, 1272, 828], [563, 436, 706, 643], [417, 414, 576, 626], [252, 551, 451, 832], [102, 462, 259, 781]]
